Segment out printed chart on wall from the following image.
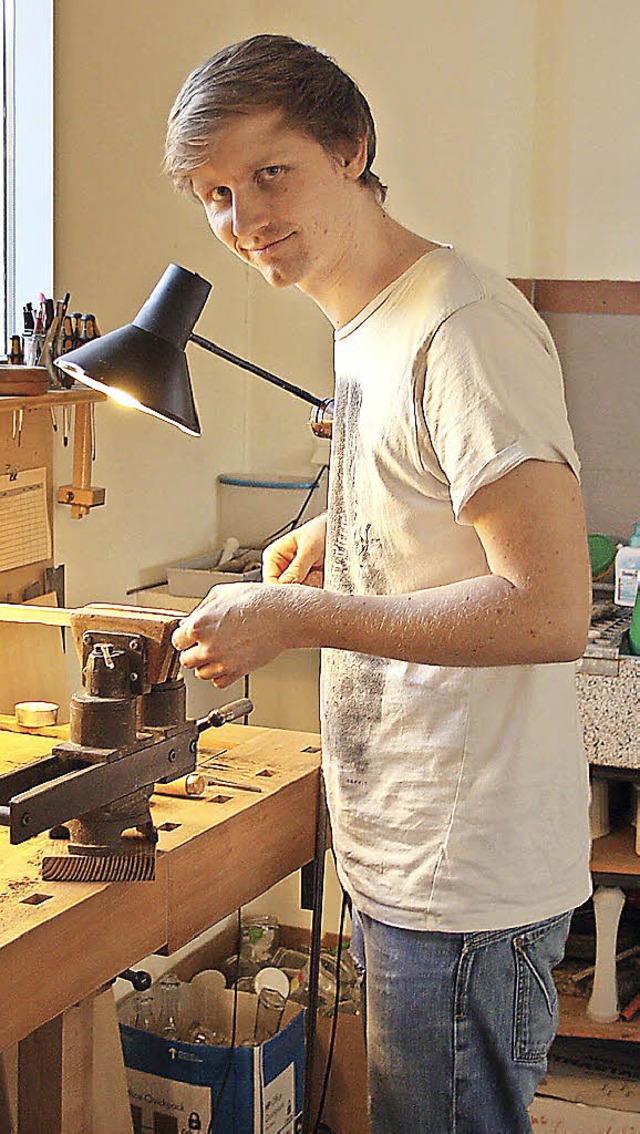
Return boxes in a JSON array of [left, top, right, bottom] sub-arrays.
[[0, 467, 51, 572]]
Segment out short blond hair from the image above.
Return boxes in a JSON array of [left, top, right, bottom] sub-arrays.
[[164, 34, 387, 204]]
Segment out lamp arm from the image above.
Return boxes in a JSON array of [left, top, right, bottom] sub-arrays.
[[189, 332, 326, 409]]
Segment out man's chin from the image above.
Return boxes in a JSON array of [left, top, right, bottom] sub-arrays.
[[255, 263, 296, 289]]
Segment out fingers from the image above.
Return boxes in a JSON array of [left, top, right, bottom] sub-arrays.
[[263, 543, 320, 585], [171, 592, 217, 652], [171, 619, 198, 652], [194, 662, 231, 686], [174, 642, 209, 671], [171, 606, 238, 687], [175, 645, 234, 686], [262, 542, 298, 584], [278, 559, 311, 583], [305, 566, 325, 588]]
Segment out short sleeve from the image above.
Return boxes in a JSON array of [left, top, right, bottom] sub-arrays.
[[420, 297, 580, 520]]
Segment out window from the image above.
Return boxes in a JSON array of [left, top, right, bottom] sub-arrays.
[[1, 0, 52, 355]]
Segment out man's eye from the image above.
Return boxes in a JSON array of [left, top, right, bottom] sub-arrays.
[[257, 165, 284, 183], [209, 186, 231, 203]]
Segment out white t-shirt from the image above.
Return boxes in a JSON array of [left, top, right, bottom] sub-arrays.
[[321, 246, 592, 933]]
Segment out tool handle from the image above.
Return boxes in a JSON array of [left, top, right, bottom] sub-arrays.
[[196, 697, 253, 732], [118, 968, 152, 992], [154, 773, 205, 798]]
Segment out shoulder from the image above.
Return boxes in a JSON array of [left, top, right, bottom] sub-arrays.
[[399, 246, 485, 328], [423, 248, 539, 327], [422, 249, 555, 356]]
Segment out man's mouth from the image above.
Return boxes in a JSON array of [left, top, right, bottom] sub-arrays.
[[244, 233, 294, 256]]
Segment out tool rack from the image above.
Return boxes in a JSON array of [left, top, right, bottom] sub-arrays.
[[0, 387, 106, 538]]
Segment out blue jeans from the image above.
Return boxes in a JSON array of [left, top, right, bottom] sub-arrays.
[[350, 906, 572, 1134]]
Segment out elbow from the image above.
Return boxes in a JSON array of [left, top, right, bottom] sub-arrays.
[[539, 607, 590, 664], [554, 632, 588, 664]]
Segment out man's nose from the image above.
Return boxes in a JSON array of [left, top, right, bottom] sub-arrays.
[[231, 191, 269, 242]]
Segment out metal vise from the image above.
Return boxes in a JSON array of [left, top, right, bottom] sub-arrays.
[[0, 603, 251, 882]]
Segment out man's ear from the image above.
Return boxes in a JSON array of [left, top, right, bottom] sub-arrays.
[[340, 135, 368, 181]]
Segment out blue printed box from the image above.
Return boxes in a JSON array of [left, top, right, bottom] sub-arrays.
[[120, 977, 305, 1134]]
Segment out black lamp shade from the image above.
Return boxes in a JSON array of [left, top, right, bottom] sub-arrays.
[[56, 265, 211, 436]]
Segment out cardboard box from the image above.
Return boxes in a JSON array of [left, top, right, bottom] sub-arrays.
[[166, 553, 259, 598], [120, 972, 305, 1134]]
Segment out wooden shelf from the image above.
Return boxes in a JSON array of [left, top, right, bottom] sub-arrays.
[[591, 826, 640, 885], [0, 386, 106, 412], [0, 385, 108, 518], [552, 828, 640, 1045], [557, 992, 640, 1043]]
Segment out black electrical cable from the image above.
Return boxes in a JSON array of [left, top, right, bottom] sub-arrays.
[[260, 464, 328, 548], [312, 890, 349, 1134], [208, 908, 242, 1134], [285, 464, 328, 533]]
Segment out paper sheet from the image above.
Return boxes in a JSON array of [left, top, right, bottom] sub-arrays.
[[0, 466, 52, 572]]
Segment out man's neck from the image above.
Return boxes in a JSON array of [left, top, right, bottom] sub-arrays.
[[299, 205, 440, 329]]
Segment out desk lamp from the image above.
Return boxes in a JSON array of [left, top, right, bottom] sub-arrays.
[[55, 263, 333, 438]]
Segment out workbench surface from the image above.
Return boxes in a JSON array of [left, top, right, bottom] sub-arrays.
[[0, 723, 321, 1051]]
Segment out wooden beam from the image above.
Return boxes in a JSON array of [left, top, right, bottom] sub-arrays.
[[509, 277, 640, 315], [0, 603, 72, 627]]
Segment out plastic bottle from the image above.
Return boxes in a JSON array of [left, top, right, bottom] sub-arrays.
[[629, 588, 640, 655], [614, 523, 640, 606]]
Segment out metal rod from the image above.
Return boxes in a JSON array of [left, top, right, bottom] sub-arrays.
[[190, 332, 326, 409]]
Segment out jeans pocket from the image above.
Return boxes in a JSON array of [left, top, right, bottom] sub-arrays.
[[512, 912, 571, 1064]]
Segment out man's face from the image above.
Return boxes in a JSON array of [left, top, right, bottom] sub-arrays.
[[190, 110, 362, 296]]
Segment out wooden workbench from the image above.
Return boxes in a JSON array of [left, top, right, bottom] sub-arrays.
[[0, 722, 322, 1130]]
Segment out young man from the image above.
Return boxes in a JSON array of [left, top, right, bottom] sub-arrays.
[[166, 35, 592, 1134]]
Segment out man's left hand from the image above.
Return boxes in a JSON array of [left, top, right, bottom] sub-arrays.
[[171, 582, 300, 687]]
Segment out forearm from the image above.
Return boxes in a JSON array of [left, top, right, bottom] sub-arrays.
[[283, 572, 588, 667]]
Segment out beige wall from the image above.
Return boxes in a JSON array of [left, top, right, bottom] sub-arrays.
[[52, 1, 640, 928], [54, 0, 640, 611], [532, 0, 640, 278]]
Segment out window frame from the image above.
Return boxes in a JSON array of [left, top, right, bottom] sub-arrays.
[[2, 0, 53, 355]]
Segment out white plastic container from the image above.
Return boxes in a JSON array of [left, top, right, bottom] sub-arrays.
[[614, 522, 640, 606]]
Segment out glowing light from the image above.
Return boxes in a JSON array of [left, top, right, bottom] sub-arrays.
[[57, 362, 200, 436]]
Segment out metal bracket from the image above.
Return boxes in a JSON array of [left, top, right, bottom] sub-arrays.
[[81, 630, 147, 695], [0, 725, 197, 844]]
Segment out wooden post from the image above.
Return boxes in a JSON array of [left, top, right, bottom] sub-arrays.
[[18, 1001, 93, 1133], [57, 404, 105, 518], [17, 989, 133, 1134]]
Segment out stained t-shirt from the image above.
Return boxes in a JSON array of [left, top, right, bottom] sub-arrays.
[[321, 246, 592, 933]]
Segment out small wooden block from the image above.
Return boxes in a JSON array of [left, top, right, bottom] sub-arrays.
[[57, 485, 106, 507], [0, 366, 49, 396]]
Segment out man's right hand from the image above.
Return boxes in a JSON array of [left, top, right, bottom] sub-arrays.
[[262, 512, 327, 587]]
